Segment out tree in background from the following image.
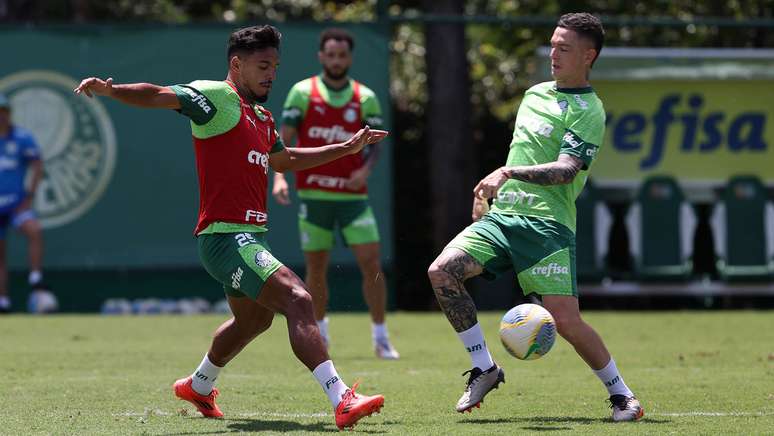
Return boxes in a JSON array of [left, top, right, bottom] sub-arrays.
[[2, 0, 772, 309]]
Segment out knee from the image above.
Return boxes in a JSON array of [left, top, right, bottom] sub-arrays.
[[360, 254, 382, 275], [427, 259, 447, 284], [285, 287, 314, 315]]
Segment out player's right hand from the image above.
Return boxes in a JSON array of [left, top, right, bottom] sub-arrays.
[[73, 77, 114, 98], [344, 126, 389, 155], [272, 174, 291, 205], [472, 196, 489, 222]]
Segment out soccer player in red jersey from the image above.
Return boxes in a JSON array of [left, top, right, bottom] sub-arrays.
[[273, 28, 398, 359], [74, 25, 386, 430]]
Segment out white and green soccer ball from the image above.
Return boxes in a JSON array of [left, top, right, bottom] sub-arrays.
[[499, 303, 556, 360]]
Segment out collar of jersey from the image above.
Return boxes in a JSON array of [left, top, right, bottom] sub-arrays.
[[317, 74, 352, 92], [554, 85, 594, 94]]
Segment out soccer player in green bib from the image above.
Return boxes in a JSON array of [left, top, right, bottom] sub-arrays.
[[74, 25, 387, 430], [272, 28, 399, 359], [427, 13, 644, 421]]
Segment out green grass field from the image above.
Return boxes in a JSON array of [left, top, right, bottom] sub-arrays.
[[2, 311, 773, 435]]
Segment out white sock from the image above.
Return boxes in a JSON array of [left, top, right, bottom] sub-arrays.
[[317, 317, 330, 342], [191, 354, 222, 396], [312, 360, 348, 408], [28, 270, 42, 286], [457, 323, 494, 371], [0, 296, 9, 308], [372, 322, 388, 341], [593, 358, 634, 397]]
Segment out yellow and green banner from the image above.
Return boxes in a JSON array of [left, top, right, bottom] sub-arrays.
[[593, 80, 773, 186]]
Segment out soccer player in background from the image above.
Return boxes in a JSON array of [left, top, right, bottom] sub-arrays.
[[74, 25, 387, 430], [0, 93, 49, 313], [272, 28, 399, 360], [427, 13, 644, 421]]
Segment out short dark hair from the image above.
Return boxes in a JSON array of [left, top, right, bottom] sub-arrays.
[[227, 25, 282, 60], [319, 28, 354, 52], [557, 13, 604, 67]]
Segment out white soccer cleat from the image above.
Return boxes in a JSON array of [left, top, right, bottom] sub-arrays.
[[374, 337, 400, 360], [609, 395, 644, 422], [455, 364, 505, 413]]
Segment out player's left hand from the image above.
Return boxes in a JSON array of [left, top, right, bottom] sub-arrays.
[[345, 166, 370, 191], [473, 167, 509, 200], [344, 126, 389, 155], [73, 77, 114, 98]]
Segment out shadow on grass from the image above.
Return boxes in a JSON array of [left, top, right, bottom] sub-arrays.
[[160, 418, 389, 435]]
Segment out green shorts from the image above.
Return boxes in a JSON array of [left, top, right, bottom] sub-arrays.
[[198, 232, 284, 300], [298, 199, 380, 251], [446, 213, 578, 297]]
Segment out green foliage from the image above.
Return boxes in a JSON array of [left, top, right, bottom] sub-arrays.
[[1, 312, 773, 434]]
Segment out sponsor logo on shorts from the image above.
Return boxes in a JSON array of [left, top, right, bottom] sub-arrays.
[[531, 262, 569, 278], [0, 70, 117, 229], [255, 250, 275, 268], [231, 266, 244, 289]]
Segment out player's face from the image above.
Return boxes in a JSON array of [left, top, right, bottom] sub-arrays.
[[549, 27, 595, 85], [235, 48, 280, 103], [319, 39, 352, 81]]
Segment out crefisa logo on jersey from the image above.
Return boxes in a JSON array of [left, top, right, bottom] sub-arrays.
[[0, 70, 117, 229]]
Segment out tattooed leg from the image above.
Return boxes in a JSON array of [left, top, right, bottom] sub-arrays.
[[427, 248, 484, 332]]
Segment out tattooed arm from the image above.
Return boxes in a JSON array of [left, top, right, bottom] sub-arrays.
[[473, 154, 584, 200]]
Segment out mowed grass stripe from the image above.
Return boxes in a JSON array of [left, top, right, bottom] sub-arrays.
[[1, 311, 772, 435]]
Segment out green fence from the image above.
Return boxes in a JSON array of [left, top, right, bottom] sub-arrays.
[[2, 23, 392, 268], [1, 23, 392, 310]]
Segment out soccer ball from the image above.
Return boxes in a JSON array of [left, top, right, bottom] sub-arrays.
[[27, 289, 59, 314], [499, 303, 556, 360]]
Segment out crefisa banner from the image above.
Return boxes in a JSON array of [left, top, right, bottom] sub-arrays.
[[534, 47, 774, 188], [594, 80, 772, 187]]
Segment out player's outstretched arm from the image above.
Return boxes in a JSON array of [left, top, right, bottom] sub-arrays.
[[269, 126, 388, 173], [474, 154, 584, 199], [74, 77, 180, 110]]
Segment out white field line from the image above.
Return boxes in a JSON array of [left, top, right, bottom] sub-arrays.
[[112, 409, 330, 419], [652, 411, 774, 417]]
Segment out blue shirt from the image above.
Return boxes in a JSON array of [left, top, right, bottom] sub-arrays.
[[0, 126, 41, 210]]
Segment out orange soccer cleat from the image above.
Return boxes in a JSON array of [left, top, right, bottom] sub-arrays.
[[334, 382, 384, 430], [173, 376, 224, 418]]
